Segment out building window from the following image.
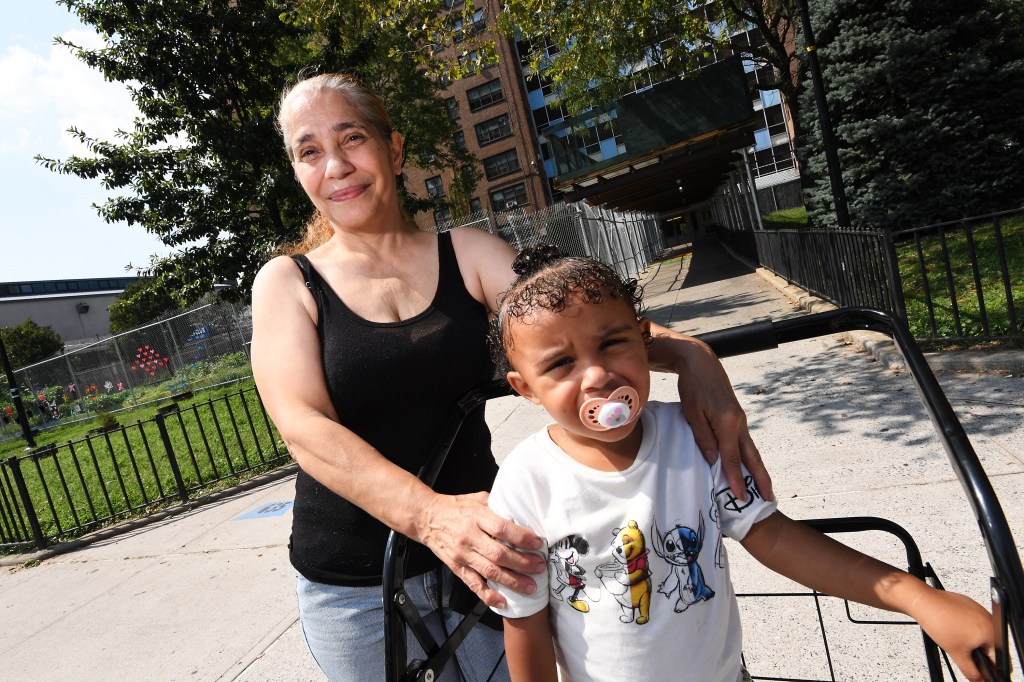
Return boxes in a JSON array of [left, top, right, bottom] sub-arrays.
[[445, 97, 460, 121], [454, 130, 467, 151], [530, 102, 567, 131], [483, 149, 521, 180], [434, 206, 452, 227], [467, 79, 504, 112], [474, 114, 512, 147], [524, 73, 557, 99], [458, 49, 483, 76], [490, 183, 527, 211], [469, 197, 482, 214], [764, 103, 787, 137], [566, 117, 622, 160], [425, 176, 445, 199], [453, 9, 485, 42], [459, 164, 475, 188]]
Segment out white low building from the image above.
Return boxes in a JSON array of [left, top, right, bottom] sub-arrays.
[[0, 277, 138, 344]]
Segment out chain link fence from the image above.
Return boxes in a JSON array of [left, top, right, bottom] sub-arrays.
[[3, 201, 661, 443], [1, 302, 253, 442], [437, 201, 663, 283]]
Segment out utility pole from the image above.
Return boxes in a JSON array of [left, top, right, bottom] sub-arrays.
[[0, 335, 36, 448], [796, 0, 852, 229]]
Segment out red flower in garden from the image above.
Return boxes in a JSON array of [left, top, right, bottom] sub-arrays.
[[131, 344, 169, 376]]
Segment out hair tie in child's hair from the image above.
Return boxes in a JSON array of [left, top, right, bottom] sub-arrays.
[[579, 387, 643, 431], [511, 243, 566, 276]]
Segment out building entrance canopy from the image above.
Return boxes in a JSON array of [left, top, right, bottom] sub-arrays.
[[548, 56, 758, 214]]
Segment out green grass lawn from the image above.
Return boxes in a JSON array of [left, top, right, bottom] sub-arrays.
[[761, 206, 807, 229], [895, 216, 1024, 344]]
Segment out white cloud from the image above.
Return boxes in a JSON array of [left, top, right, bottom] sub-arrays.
[[0, 27, 139, 158]]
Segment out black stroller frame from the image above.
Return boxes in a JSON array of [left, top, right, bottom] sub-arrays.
[[383, 307, 1023, 682]]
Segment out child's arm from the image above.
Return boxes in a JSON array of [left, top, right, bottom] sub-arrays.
[[503, 608, 558, 682], [742, 512, 995, 681]]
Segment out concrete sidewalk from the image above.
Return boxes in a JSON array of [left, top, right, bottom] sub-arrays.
[[1, 240, 1021, 681]]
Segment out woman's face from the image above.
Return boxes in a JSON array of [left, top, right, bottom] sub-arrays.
[[282, 88, 404, 233]]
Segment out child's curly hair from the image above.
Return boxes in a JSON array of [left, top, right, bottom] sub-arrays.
[[489, 244, 646, 374]]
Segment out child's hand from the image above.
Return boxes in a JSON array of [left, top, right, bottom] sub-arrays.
[[912, 589, 995, 682]]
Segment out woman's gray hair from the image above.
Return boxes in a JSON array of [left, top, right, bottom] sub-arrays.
[[276, 73, 395, 161]]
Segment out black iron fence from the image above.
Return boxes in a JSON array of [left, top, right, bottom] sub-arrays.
[[751, 228, 903, 316], [723, 207, 1023, 346], [891, 209, 1022, 344], [0, 385, 288, 550]]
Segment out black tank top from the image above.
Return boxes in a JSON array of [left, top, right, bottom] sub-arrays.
[[289, 232, 497, 585]]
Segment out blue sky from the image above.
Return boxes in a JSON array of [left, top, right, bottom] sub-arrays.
[[1, 1, 173, 282]]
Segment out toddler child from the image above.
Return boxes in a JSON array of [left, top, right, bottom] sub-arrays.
[[486, 244, 995, 682]]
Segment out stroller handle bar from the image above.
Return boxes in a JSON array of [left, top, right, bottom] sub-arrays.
[[699, 306, 1022, 676], [383, 307, 1021, 681]]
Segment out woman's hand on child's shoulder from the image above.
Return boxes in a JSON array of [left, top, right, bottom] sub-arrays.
[[417, 491, 546, 608]]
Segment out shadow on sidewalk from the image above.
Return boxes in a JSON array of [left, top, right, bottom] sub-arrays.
[[679, 239, 754, 288]]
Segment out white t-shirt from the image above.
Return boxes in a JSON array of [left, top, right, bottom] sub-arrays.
[[489, 401, 777, 682]]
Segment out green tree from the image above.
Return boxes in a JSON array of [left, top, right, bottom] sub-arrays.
[[108, 279, 181, 333], [0, 320, 65, 368], [38, 0, 475, 307], [497, 1, 798, 120], [798, 0, 1024, 230]]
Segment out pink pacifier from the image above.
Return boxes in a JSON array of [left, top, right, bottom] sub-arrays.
[[579, 386, 643, 431]]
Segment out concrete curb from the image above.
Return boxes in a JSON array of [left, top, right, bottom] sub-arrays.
[[0, 462, 299, 569]]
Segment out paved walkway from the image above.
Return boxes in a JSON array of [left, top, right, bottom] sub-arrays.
[[1, 240, 1021, 681]]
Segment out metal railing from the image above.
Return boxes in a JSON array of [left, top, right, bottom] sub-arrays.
[[436, 201, 663, 283], [752, 228, 903, 317], [712, 165, 1023, 345], [891, 209, 1022, 344], [0, 385, 287, 550]]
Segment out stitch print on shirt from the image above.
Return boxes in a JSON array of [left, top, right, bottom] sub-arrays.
[[652, 514, 715, 613]]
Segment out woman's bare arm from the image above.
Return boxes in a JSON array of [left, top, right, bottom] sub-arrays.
[[250, 255, 544, 606], [647, 325, 773, 501]]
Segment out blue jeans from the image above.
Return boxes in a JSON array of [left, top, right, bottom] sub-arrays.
[[296, 569, 509, 681]]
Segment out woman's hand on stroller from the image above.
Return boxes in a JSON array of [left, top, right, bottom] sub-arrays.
[[418, 491, 546, 608]]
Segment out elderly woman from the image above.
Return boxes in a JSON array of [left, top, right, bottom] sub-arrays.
[[251, 73, 771, 680]]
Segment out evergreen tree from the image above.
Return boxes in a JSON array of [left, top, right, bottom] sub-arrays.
[[798, 0, 1024, 230], [38, 0, 473, 307]]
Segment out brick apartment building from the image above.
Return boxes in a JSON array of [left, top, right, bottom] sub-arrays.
[[404, 2, 802, 231], [403, 1, 551, 230]]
